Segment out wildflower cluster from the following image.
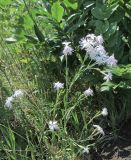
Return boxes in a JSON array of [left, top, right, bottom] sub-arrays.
[[5, 34, 114, 157], [79, 34, 117, 66], [5, 89, 24, 108], [49, 80, 108, 154], [61, 35, 115, 82], [49, 35, 113, 154]]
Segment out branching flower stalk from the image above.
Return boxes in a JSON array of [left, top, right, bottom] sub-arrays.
[[62, 42, 73, 134], [62, 41, 73, 105], [87, 112, 102, 126], [69, 58, 96, 91], [79, 111, 102, 140], [64, 94, 86, 121]]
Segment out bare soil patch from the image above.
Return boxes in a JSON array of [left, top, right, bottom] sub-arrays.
[[94, 119, 131, 160]]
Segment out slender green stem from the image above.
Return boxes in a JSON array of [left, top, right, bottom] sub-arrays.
[[87, 112, 101, 125], [53, 90, 60, 117], [65, 55, 68, 101]]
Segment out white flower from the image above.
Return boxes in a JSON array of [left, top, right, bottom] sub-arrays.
[[79, 34, 118, 67], [106, 54, 117, 67], [54, 82, 64, 91], [62, 41, 73, 56], [86, 34, 96, 40], [48, 120, 59, 131], [13, 89, 24, 98], [88, 48, 97, 60], [84, 88, 93, 96], [86, 34, 97, 46], [91, 45, 107, 64], [79, 38, 93, 50], [103, 72, 112, 81], [96, 35, 104, 45], [83, 146, 89, 154], [101, 107, 108, 116], [94, 54, 108, 65], [79, 34, 97, 50], [5, 96, 14, 108], [79, 37, 88, 50], [93, 125, 105, 136], [95, 45, 106, 55]]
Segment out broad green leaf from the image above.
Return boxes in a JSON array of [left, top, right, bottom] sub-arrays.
[[34, 25, 45, 42], [115, 45, 124, 61], [23, 15, 34, 29], [0, 0, 11, 6], [112, 65, 131, 79], [101, 81, 115, 91], [104, 22, 117, 39], [67, 20, 85, 33], [109, 7, 125, 23], [123, 19, 131, 34], [112, 66, 127, 76], [91, 5, 112, 20], [91, 4, 118, 20], [107, 31, 120, 47], [20, 58, 30, 63], [51, 2, 64, 22], [95, 20, 109, 34], [64, 0, 78, 10], [101, 85, 111, 92]]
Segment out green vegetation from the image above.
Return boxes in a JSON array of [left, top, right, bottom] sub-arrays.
[[0, 0, 131, 159]]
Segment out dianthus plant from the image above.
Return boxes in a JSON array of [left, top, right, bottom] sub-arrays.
[[5, 34, 117, 159], [44, 34, 116, 157]]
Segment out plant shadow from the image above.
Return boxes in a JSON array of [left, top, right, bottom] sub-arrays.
[[93, 119, 131, 160]]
